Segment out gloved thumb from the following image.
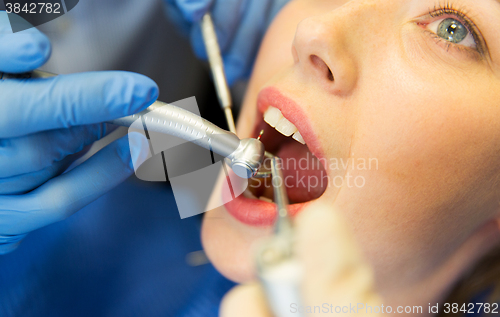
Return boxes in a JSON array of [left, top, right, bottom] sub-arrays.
[[175, 0, 214, 22]]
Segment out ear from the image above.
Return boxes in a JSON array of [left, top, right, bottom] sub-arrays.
[[431, 218, 500, 292]]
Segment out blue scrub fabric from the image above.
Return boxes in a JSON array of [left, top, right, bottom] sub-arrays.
[[465, 289, 499, 317], [0, 177, 235, 317]]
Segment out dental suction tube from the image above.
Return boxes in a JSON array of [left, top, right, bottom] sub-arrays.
[[1, 70, 265, 179]]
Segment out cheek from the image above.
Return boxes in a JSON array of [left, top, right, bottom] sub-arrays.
[[329, 57, 500, 266], [320, 35, 500, 209], [365, 81, 495, 200], [242, 1, 299, 106], [236, 4, 298, 136]]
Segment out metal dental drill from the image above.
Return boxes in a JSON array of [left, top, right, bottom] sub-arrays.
[[0, 70, 265, 179]]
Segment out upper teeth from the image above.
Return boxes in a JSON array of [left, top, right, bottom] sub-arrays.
[[292, 131, 305, 144], [264, 106, 306, 144]]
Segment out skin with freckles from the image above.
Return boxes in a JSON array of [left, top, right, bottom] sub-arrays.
[[202, 0, 500, 311]]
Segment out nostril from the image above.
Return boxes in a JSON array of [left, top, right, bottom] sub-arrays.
[[310, 55, 334, 82], [327, 68, 334, 81]]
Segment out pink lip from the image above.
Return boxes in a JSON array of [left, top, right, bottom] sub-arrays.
[[222, 176, 309, 226], [256, 87, 324, 161], [222, 86, 325, 227]]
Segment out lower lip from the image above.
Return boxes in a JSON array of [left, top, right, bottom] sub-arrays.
[[221, 177, 309, 226]]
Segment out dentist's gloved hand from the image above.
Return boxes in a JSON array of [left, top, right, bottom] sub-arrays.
[[0, 12, 155, 254], [220, 202, 384, 317], [164, 0, 290, 85]]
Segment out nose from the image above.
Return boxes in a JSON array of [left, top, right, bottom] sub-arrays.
[[292, 6, 362, 95]]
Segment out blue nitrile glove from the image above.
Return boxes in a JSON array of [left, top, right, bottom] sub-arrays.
[[0, 12, 155, 254], [164, 0, 290, 85]]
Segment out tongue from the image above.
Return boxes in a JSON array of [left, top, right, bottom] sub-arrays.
[[263, 141, 328, 204]]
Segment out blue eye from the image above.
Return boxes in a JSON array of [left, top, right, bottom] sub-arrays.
[[427, 17, 476, 48], [437, 18, 468, 43]]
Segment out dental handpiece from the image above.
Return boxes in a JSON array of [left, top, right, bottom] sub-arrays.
[[256, 157, 304, 317], [0, 70, 265, 179], [200, 13, 237, 134]]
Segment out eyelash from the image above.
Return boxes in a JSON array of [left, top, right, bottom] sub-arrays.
[[426, 2, 485, 56]]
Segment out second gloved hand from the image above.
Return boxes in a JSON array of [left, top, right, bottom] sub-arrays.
[[165, 0, 290, 85], [0, 12, 155, 254]]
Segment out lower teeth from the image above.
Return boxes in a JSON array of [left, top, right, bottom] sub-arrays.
[[242, 188, 275, 203], [258, 196, 273, 203]]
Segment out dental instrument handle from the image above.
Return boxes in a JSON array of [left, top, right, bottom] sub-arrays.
[[112, 100, 241, 159], [271, 157, 293, 235], [1, 70, 264, 179], [200, 13, 237, 134], [255, 157, 304, 317]]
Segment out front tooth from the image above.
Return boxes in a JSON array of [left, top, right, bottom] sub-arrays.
[[292, 131, 306, 145], [258, 196, 273, 203], [275, 117, 298, 137], [264, 106, 283, 127]]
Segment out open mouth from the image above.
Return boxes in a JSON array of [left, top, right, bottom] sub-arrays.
[[222, 87, 328, 226], [246, 105, 328, 203]]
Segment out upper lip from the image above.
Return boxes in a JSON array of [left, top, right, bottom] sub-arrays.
[[255, 86, 325, 161]]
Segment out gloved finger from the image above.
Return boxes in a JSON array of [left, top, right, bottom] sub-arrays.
[[295, 202, 381, 306], [0, 132, 150, 235], [0, 71, 158, 138], [175, 0, 214, 22], [220, 283, 274, 317], [0, 11, 51, 73], [221, 0, 273, 85], [0, 123, 110, 178], [189, 0, 245, 59], [0, 156, 75, 195]]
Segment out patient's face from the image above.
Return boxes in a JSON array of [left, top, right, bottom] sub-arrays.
[[202, 0, 500, 291]]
